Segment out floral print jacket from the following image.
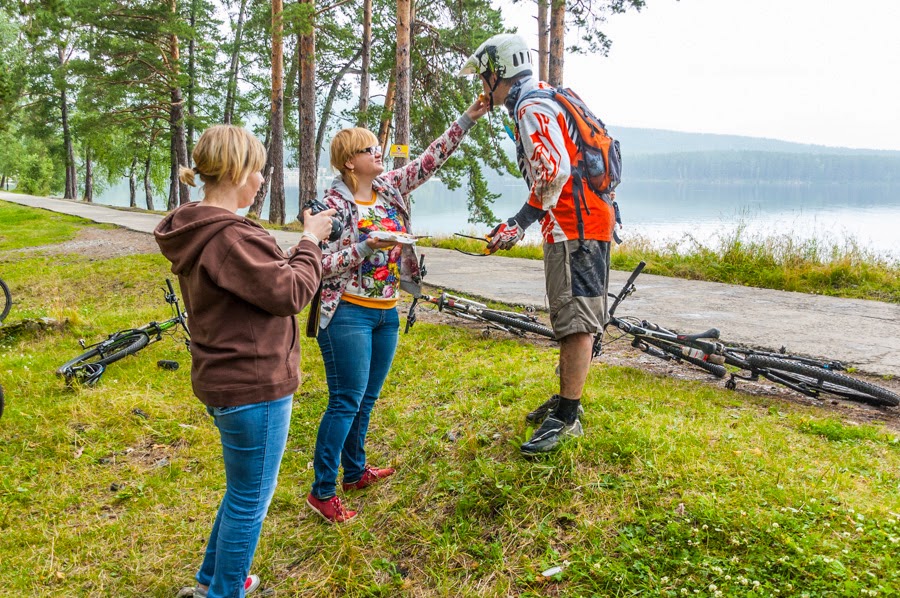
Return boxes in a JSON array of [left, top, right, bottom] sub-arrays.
[[317, 113, 476, 328]]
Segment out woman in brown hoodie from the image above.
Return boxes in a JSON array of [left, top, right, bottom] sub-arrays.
[[155, 125, 335, 598]]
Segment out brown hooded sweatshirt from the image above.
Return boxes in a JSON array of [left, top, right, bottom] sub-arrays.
[[154, 203, 322, 407]]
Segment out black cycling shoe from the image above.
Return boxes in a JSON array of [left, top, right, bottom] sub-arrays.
[[520, 415, 583, 455], [525, 394, 584, 425]]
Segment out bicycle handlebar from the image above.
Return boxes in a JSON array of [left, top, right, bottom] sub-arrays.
[[608, 260, 646, 317]]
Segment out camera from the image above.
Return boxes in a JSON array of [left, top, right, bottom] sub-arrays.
[[304, 198, 343, 243]]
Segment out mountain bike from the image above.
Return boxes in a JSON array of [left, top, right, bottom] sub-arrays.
[[717, 346, 899, 407], [405, 289, 554, 339], [599, 261, 728, 378], [602, 262, 900, 407], [0, 278, 10, 323], [56, 279, 190, 386]]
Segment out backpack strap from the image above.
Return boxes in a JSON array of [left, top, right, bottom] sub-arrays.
[[514, 86, 589, 241]]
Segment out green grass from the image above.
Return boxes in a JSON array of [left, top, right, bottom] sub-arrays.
[[2, 206, 900, 596], [422, 225, 900, 303], [0, 200, 101, 250]]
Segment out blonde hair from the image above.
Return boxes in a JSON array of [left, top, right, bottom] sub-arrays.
[[330, 128, 379, 194], [178, 125, 266, 189]]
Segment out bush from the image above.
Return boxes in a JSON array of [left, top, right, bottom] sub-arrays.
[[18, 151, 55, 196]]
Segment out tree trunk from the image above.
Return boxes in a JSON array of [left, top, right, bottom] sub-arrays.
[[223, 0, 249, 125], [144, 154, 155, 211], [297, 0, 316, 220], [316, 49, 362, 172], [83, 147, 93, 202], [537, 0, 549, 82], [393, 0, 411, 169], [249, 127, 271, 217], [268, 0, 286, 225], [357, 0, 372, 126], [58, 46, 77, 200], [129, 156, 138, 208], [377, 71, 396, 154], [548, 0, 565, 87], [169, 85, 190, 208], [283, 38, 300, 126], [186, 0, 197, 162], [168, 141, 179, 210], [168, 0, 190, 208]]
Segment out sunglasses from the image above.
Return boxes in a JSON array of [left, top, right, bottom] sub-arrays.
[[358, 146, 382, 156]]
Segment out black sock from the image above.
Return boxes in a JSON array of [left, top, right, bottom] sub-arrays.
[[555, 397, 581, 424]]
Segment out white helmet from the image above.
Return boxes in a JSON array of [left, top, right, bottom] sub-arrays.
[[457, 34, 533, 79]]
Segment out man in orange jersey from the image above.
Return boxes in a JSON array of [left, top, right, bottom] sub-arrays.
[[459, 34, 616, 455]]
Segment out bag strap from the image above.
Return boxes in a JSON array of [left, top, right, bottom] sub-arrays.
[[305, 284, 322, 338]]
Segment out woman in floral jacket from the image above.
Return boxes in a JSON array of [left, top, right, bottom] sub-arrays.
[[306, 97, 489, 523]]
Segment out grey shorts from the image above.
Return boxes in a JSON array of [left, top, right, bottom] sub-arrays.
[[544, 239, 611, 339]]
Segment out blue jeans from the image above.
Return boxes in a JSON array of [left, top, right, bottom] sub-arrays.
[[197, 395, 292, 598], [312, 302, 399, 499]]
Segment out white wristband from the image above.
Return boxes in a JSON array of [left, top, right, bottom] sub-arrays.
[[300, 232, 320, 245]]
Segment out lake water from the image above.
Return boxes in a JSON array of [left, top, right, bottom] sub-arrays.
[[98, 173, 900, 259]]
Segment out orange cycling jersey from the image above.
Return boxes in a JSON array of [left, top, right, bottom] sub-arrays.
[[511, 78, 615, 244]]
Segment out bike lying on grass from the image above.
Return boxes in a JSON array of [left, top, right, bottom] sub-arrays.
[[1, 277, 9, 417], [406, 259, 900, 408], [1, 277, 11, 324], [600, 261, 900, 407], [404, 290, 553, 338], [56, 279, 190, 386]]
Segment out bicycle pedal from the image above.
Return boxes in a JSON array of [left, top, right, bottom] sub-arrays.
[[157, 360, 179, 371]]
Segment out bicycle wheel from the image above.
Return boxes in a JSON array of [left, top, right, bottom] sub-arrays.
[[56, 330, 151, 380], [747, 355, 900, 407], [0, 279, 10, 323], [642, 337, 727, 378], [479, 310, 555, 339]]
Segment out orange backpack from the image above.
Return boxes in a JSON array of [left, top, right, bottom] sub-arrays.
[[518, 86, 622, 195]]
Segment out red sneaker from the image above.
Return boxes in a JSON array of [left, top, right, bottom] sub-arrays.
[[306, 493, 357, 523], [342, 464, 396, 492], [244, 575, 260, 593]]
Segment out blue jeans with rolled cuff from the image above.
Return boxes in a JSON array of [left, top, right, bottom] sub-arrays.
[[196, 395, 292, 598], [312, 301, 399, 499]]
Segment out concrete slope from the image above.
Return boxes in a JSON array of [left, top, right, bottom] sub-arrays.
[[4, 191, 899, 376]]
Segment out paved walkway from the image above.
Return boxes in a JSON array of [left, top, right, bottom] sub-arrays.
[[4, 191, 900, 376]]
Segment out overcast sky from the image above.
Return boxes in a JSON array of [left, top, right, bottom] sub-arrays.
[[502, 0, 900, 151]]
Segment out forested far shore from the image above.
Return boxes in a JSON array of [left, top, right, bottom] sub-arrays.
[[625, 150, 900, 184]]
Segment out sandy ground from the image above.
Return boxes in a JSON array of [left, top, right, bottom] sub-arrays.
[[15, 226, 900, 432]]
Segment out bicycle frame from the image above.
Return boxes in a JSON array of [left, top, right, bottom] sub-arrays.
[[405, 290, 553, 339], [598, 261, 727, 376], [58, 280, 189, 385]]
